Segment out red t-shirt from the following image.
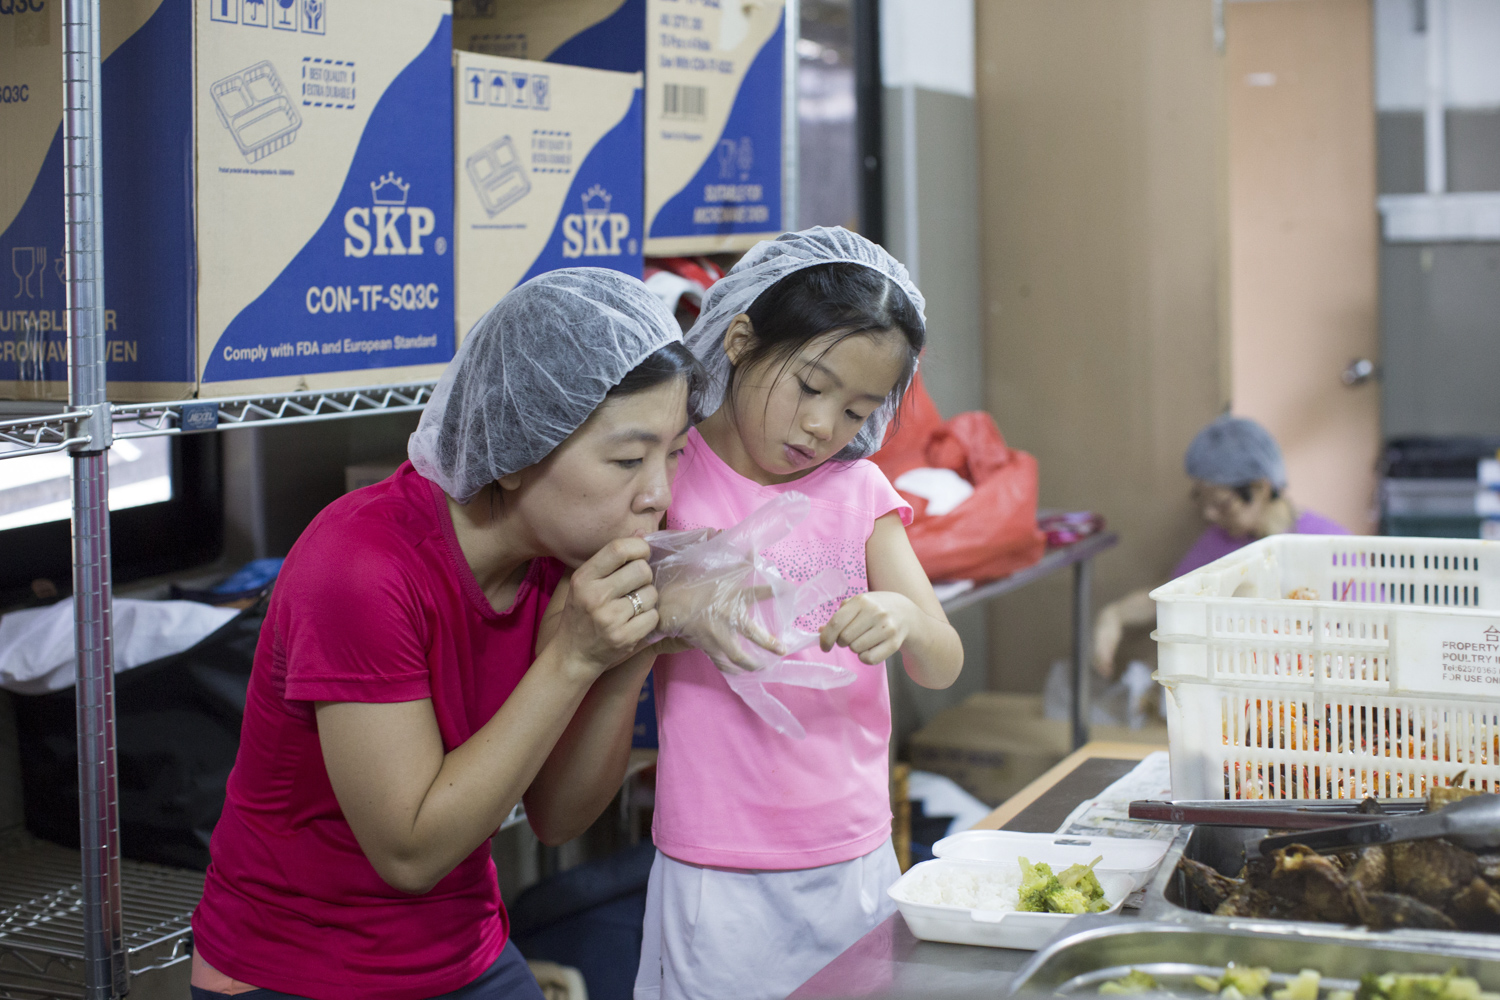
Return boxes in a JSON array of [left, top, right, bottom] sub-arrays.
[[192, 462, 568, 1000]]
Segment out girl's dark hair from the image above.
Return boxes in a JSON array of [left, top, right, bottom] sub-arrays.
[[731, 262, 925, 411], [608, 340, 705, 399]]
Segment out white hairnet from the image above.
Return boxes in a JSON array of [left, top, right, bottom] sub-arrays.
[[683, 226, 926, 461], [1185, 415, 1288, 491], [409, 268, 684, 502]]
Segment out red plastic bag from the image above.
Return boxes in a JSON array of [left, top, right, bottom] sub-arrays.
[[873, 376, 1046, 583]]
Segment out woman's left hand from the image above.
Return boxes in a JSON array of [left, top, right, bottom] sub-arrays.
[[818, 591, 918, 665]]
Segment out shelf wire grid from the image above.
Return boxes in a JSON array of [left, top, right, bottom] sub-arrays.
[[0, 381, 437, 461], [112, 381, 438, 439], [0, 413, 91, 461], [0, 841, 202, 1000]]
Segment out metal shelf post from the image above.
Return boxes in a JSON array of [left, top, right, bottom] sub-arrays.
[[60, 1, 126, 997]]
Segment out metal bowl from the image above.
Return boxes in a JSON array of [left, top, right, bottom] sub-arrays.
[[1007, 918, 1500, 997]]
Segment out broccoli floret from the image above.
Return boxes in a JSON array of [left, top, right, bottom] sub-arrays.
[[1046, 886, 1091, 914], [1100, 970, 1159, 995], [1019, 874, 1061, 912], [1059, 855, 1107, 901], [1017, 857, 1058, 912], [1087, 895, 1113, 913]]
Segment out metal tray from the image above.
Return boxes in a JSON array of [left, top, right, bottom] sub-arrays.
[[1007, 919, 1500, 997], [1137, 823, 1500, 954]]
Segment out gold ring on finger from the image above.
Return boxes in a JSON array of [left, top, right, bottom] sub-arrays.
[[627, 590, 644, 617]]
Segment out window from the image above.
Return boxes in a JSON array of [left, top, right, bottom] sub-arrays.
[[0, 434, 222, 606], [0, 437, 173, 530]]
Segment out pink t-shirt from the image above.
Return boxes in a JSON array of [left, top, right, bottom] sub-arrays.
[[652, 429, 913, 870], [192, 462, 568, 1000]]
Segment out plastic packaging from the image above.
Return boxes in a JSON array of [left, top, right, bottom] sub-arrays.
[[648, 492, 852, 739], [873, 376, 1045, 583]]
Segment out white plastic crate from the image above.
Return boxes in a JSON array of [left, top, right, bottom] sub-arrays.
[[1151, 535, 1500, 800]]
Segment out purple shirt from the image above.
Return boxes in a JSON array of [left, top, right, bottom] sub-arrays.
[[1172, 509, 1350, 578]]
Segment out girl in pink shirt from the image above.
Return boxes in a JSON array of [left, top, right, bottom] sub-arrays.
[[635, 229, 964, 1000]]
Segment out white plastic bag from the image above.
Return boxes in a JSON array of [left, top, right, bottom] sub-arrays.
[[648, 492, 854, 739]]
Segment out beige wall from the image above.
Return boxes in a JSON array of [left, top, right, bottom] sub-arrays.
[[974, 0, 1227, 691], [1226, 0, 1381, 534]]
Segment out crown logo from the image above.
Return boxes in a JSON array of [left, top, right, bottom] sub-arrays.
[[582, 185, 612, 215], [371, 172, 410, 205]]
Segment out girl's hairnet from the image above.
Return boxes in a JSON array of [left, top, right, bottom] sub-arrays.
[[1185, 415, 1288, 491], [683, 226, 926, 462], [409, 268, 684, 502]]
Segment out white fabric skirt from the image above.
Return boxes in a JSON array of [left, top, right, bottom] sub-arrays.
[[633, 839, 900, 1000]]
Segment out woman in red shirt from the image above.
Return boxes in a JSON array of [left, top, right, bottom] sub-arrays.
[[191, 271, 705, 1000]]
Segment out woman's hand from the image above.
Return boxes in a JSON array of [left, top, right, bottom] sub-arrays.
[[819, 591, 918, 665], [553, 537, 661, 675]]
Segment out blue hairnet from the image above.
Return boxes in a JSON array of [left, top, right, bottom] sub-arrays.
[[683, 226, 925, 461], [409, 268, 683, 502], [1185, 415, 1287, 491]]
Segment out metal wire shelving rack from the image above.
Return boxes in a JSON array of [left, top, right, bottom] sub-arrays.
[[0, 2, 801, 997], [0, 5, 443, 996]]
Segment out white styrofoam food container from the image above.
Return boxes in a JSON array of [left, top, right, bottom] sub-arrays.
[[887, 859, 1131, 951], [931, 831, 1170, 891]]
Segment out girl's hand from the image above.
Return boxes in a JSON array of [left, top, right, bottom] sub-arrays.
[[556, 537, 660, 674], [819, 591, 918, 665]]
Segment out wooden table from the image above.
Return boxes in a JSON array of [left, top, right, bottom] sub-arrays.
[[787, 741, 1167, 1000]]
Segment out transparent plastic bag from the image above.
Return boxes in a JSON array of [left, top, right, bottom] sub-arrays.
[[647, 492, 853, 739]]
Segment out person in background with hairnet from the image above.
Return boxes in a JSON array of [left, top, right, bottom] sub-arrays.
[[1093, 414, 1349, 678], [190, 269, 772, 1000]]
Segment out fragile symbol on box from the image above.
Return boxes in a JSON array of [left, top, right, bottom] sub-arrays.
[[466, 136, 531, 216], [273, 0, 297, 31]]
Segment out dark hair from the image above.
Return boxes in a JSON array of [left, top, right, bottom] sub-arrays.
[[731, 262, 925, 413], [608, 340, 704, 399]]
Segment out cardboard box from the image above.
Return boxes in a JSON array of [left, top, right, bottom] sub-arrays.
[[1, 0, 455, 402], [455, 54, 642, 343], [453, 0, 643, 71], [908, 693, 1169, 807], [453, 0, 785, 255]]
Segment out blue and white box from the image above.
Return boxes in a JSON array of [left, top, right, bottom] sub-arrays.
[[455, 54, 642, 342], [0, 0, 454, 401], [452, 0, 785, 255]]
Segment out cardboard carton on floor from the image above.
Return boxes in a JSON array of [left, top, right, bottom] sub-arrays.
[[909, 692, 1168, 807], [1, 0, 455, 401], [455, 54, 642, 343], [452, 0, 785, 255]]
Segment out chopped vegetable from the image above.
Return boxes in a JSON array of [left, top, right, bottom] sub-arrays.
[[1016, 855, 1110, 914], [1356, 971, 1496, 1000], [1100, 970, 1160, 995], [1196, 964, 1274, 998], [1272, 970, 1322, 1000]]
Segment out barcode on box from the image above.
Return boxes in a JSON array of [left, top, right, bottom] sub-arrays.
[[663, 83, 705, 119]]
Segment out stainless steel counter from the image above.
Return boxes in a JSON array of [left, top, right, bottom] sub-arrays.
[[786, 912, 1032, 999]]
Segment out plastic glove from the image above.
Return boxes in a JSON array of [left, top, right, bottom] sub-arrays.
[[647, 493, 856, 739]]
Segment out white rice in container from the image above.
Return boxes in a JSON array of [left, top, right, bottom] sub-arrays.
[[891, 863, 1022, 912]]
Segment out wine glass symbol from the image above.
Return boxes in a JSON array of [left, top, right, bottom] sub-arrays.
[[12, 248, 35, 299]]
